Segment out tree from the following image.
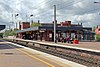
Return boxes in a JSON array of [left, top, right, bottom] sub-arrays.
[[0, 33, 3, 38], [30, 22, 41, 27], [93, 26, 96, 32], [96, 34, 100, 41], [3, 29, 17, 37]]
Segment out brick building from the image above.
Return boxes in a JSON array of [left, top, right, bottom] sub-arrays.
[[18, 22, 30, 38], [19, 22, 30, 30], [95, 25, 100, 34], [16, 21, 95, 41]]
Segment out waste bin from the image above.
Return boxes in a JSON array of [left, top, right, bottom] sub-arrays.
[[73, 39, 79, 44]]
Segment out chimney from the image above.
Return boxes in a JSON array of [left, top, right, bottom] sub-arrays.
[[19, 21, 21, 30], [31, 20, 33, 23], [38, 20, 40, 24], [52, 21, 54, 24], [97, 25, 98, 28], [78, 23, 79, 25], [81, 23, 82, 25], [68, 21, 71, 26]]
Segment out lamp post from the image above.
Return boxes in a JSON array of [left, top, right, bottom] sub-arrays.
[[94, 2, 100, 4], [11, 13, 19, 29], [94, 1, 100, 41], [30, 14, 34, 24], [94, 1, 100, 14], [11, 13, 14, 30], [26, 14, 34, 23], [15, 14, 19, 29], [25, 13, 33, 22]]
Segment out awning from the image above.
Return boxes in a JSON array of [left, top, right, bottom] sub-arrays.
[[16, 27, 39, 33]]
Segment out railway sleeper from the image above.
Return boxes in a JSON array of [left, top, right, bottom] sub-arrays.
[[5, 40, 100, 67]]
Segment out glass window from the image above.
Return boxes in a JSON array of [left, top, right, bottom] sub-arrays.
[[99, 29, 100, 32]]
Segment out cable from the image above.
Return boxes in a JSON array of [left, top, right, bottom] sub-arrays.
[[32, 1, 79, 15], [30, 0, 98, 23], [57, 0, 84, 10], [28, 0, 55, 18], [49, 0, 97, 21], [34, 0, 52, 8], [34, 0, 84, 17], [53, 0, 95, 16]]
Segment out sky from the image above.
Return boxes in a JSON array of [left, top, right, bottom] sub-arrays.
[[0, 0, 100, 29]]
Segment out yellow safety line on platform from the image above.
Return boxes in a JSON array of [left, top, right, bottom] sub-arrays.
[[40, 56, 71, 67], [16, 48, 55, 67], [22, 49, 71, 67]]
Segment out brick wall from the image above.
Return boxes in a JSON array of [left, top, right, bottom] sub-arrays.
[[19, 22, 30, 30], [95, 25, 100, 34], [61, 21, 71, 26]]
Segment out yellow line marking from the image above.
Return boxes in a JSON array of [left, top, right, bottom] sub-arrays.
[[40, 56, 71, 67], [16, 48, 55, 67], [7, 44, 55, 67], [7, 43, 70, 67], [22, 49, 71, 67]]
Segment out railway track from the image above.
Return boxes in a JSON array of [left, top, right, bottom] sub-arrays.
[[4, 39, 100, 67], [28, 45, 100, 67]]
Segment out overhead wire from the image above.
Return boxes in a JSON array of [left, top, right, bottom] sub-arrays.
[[32, 0, 98, 23], [34, 0, 85, 21], [34, 0, 83, 18], [35, 0, 75, 16], [59, 0, 99, 24]]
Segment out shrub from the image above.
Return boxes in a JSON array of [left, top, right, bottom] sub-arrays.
[[96, 34, 100, 42], [3, 29, 17, 37]]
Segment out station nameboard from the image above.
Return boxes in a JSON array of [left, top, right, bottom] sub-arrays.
[[0, 25, 6, 30]]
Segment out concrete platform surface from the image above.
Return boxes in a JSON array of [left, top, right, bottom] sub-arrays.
[[14, 38, 100, 51], [68, 42, 100, 50], [6, 38, 100, 52], [0, 40, 86, 67]]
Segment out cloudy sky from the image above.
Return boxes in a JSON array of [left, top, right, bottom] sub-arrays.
[[0, 0, 100, 29]]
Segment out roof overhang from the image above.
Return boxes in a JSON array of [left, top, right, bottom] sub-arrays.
[[16, 27, 39, 33], [0, 25, 6, 30]]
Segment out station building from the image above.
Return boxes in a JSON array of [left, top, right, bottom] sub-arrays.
[[16, 21, 95, 42], [95, 25, 100, 34]]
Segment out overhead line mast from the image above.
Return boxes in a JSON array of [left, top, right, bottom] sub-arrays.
[[54, 5, 57, 43]]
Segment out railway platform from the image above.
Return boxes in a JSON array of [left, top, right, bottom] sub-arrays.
[[0, 39, 86, 67], [33, 40, 100, 51], [2, 38, 100, 66]]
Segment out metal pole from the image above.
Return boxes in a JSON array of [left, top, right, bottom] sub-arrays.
[[12, 13, 14, 29], [26, 14, 27, 22], [15, 14, 19, 29], [12, 13, 13, 23], [9, 25, 10, 30], [54, 5, 57, 43], [16, 22, 17, 29]]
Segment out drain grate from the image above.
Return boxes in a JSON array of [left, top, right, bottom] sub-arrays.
[[4, 53, 14, 55]]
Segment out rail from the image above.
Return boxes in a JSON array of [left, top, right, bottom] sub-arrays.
[[3, 38, 100, 66]]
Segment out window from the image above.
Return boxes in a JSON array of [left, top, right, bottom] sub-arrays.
[[98, 29, 100, 32]]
